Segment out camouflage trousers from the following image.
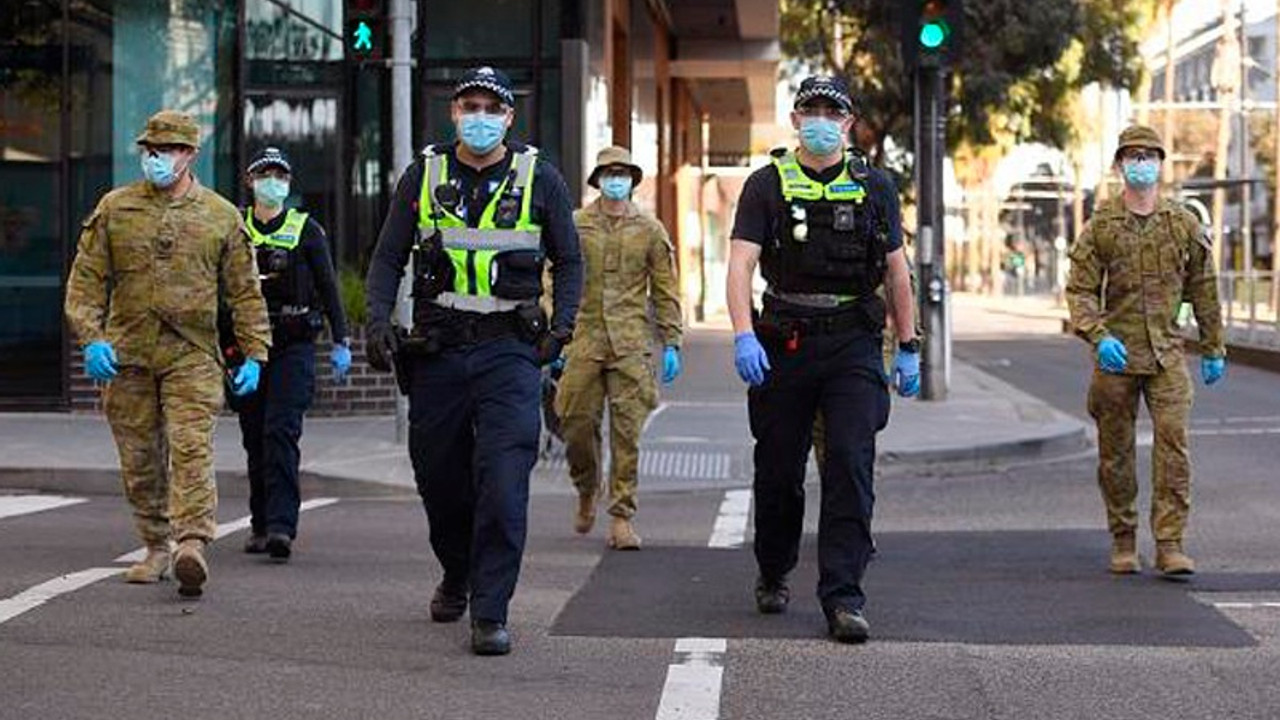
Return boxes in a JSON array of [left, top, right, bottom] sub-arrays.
[[103, 350, 223, 547], [555, 352, 658, 519], [1087, 363, 1193, 542]]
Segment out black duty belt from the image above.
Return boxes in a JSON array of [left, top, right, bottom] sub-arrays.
[[754, 308, 872, 352], [407, 308, 522, 355]]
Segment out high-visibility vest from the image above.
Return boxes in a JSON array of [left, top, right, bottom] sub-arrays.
[[245, 207, 308, 250], [417, 147, 541, 314]]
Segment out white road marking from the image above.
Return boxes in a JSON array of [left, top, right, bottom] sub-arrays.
[[0, 495, 87, 520], [643, 402, 669, 434], [708, 489, 752, 549], [652, 491, 749, 719], [114, 498, 339, 563], [0, 568, 122, 625], [1213, 602, 1280, 609]]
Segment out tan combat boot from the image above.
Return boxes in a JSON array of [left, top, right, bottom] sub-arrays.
[[1155, 541, 1195, 577], [607, 516, 642, 550], [173, 539, 209, 598], [1108, 533, 1140, 574], [573, 491, 596, 535], [123, 545, 172, 584]]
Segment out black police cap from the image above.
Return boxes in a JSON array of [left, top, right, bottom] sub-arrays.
[[453, 66, 516, 108], [246, 146, 292, 175], [794, 75, 854, 115]]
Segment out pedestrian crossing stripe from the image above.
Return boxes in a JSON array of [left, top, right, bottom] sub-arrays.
[[539, 451, 732, 480], [0, 495, 87, 521]]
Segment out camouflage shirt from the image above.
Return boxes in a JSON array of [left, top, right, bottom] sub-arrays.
[[65, 180, 271, 367], [1066, 196, 1224, 374], [566, 198, 683, 360]]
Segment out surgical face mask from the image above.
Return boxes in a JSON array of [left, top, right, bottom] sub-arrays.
[[1122, 159, 1159, 189], [252, 177, 290, 207], [798, 117, 845, 157], [141, 151, 183, 188], [600, 175, 633, 201], [458, 112, 507, 155]]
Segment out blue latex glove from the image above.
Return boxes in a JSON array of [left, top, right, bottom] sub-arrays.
[[550, 355, 566, 373], [1201, 356, 1226, 386], [331, 344, 352, 382], [661, 346, 681, 384], [84, 341, 118, 381], [734, 332, 770, 386], [1097, 336, 1128, 374], [229, 358, 261, 397], [892, 350, 921, 398]]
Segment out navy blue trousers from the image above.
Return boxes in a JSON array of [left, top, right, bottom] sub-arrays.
[[237, 340, 316, 538], [748, 330, 889, 614], [407, 337, 541, 625]]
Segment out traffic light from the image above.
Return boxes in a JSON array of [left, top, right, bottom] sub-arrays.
[[346, 0, 384, 61], [900, 0, 963, 70]]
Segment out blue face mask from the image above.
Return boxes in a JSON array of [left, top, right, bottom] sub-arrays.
[[141, 152, 182, 188], [458, 113, 507, 155], [1122, 159, 1159, 189], [252, 177, 290, 207], [799, 117, 845, 157], [600, 175, 633, 201]]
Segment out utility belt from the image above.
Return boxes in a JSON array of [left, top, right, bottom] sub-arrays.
[[269, 305, 321, 344], [753, 298, 882, 353], [404, 303, 545, 357]]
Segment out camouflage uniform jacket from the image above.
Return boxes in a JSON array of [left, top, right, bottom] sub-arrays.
[[1066, 196, 1224, 375], [65, 180, 271, 367], [566, 198, 682, 360]]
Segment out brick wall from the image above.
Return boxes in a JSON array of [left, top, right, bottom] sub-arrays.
[[69, 329, 400, 416]]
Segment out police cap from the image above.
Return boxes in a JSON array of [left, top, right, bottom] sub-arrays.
[[453, 66, 516, 108], [247, 146, 293, 175], [794, 75, 854, 115]]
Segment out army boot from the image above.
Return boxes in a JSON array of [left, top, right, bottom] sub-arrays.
[[173, 539, 209, 598], [754, 576, 790, 614], [1155, 541, 1195, 577], [573, 491, 596, 535], [123, 544, 172, 584], [606, 516, 642, 550], [1108, 532, 1140, 574]]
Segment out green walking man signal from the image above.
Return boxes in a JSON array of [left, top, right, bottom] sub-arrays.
[[353, 21, 373, 51], [346, 0, 385, 61]]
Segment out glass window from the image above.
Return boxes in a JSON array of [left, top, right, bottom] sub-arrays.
[[424, 0, 535, 60]]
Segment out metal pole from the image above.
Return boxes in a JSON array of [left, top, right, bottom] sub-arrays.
[[391, 0, 414, 442], [1273, 0, 1280, 324], [1240, 0, 1256, 338], [916, 63, 948, 400], [1163, 0, 1176, 185]]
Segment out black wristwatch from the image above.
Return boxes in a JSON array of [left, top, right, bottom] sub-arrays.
[[898, 338, 922, 353]]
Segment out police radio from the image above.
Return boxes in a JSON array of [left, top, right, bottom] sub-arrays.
[[493, 168, 522, 229], [412, 184, 458, 300]]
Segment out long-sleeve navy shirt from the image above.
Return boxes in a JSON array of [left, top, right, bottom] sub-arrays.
[[365, 141, 584, 336]]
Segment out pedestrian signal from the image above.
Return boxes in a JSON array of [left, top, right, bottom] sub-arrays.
[[345, 0, 384, 61]]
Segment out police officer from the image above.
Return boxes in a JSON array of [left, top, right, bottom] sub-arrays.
[[233, 147, 351, 562], [1066, 125, 1225, 577], [726, 76, 920, 643], [65, 110, 270, 599], [556, 145, 684, 550], [364, 67, 583, 656]]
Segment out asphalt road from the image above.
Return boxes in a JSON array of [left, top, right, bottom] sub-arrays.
[[3, 324, 1280, 719]]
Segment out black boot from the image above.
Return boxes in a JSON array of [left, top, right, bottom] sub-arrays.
[[754, 576, 790, 615], [825, 607, 870, 644], [429, 578, 468, 623], [470, 620, 511, 656], [265, 533, 292, 562]]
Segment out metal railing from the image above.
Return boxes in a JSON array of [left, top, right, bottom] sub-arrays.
[[1215, 271, 1280, 348]]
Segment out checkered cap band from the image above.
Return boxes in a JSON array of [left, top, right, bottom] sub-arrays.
[[454, 67, 515, 107], [247, 147, 292, 174], [794, 78, 853, 114]]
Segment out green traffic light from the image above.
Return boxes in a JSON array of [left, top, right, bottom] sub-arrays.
[[919, 21, 946, 49]]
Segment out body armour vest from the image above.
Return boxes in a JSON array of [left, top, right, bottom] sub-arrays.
[[763, 149, 886, 298], [414, 146, 544, 324], [244, 207, 308, 310]]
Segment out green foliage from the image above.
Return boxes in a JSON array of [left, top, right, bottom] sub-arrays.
[[780, 0, 1152, 153], [339, 267, 368, 327]]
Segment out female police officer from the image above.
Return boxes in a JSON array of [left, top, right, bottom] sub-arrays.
[[726, 76, 920, 644], [233, 147, 350, 562]]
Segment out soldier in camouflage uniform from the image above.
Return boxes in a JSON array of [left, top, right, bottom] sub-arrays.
[[64, 110, 271, 598], [555, 146, 683, 550], [1066, 125, 1226, 578]]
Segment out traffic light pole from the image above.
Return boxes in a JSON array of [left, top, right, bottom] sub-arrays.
[[391, 0, 414, 442], [914, 62, 950, 400]]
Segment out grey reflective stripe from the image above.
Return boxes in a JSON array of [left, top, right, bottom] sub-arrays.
[[512, 150, 537, 190], [431, 293, 526, 314], [440, 227, 540, 252], [766, 289, 857, 308], [426, 153, 447, 214]]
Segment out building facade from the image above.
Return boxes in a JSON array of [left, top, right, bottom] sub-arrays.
[[0, 0, 778, 410]]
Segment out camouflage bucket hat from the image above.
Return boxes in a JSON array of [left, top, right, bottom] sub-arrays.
[[588, 145, 643, 188], [135, 110, 200, 148], [1114, 125, 1165, 161]]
